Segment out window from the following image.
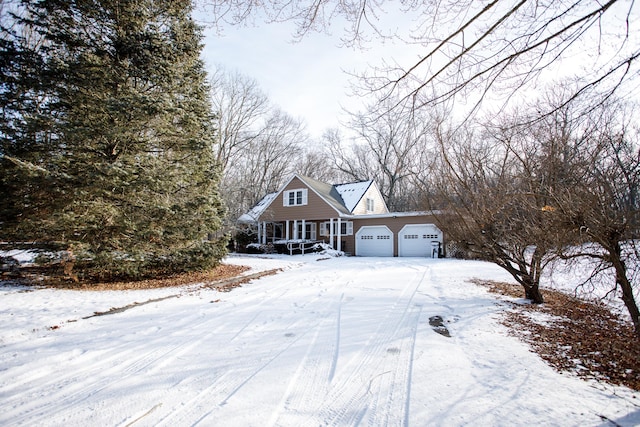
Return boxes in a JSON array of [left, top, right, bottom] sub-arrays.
[[319, 221, 353, 236], [297, 222, 316, 240], [283, 189, 308, 206], [366, 197, 375, 212]]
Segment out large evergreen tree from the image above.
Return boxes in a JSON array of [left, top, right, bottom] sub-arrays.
[[0, 0, 227, 280]]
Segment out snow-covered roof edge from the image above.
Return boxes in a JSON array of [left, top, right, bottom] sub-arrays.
[[347, 210, 443, 219], [238, 175, 404, 222], [334, 180, 374, 213], [237, 192, 279, 223]]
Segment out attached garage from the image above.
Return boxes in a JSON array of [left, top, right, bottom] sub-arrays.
[[355, 226, 394, 257], [398, 224, 443, 257]]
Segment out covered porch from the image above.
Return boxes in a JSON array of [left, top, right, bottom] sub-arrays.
[[256, 218, 353, 253]]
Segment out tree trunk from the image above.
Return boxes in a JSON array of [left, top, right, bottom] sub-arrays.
[[611, 253, 640, 339], [620, 281, 640, 339], [526, 286, 545, 304], [523, 277, 544, 304]]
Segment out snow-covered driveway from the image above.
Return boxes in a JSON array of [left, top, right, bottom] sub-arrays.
[[1, 256, 638, 426]]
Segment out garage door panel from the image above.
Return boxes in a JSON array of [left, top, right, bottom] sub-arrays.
[[399, 224, 443, 257], [356, 226, 393, 257]]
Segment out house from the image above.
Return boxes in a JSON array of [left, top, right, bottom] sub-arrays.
[[237, 174, 444, 257]]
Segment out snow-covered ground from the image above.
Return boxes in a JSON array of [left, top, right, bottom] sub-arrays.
[[1, 254, 638, 426]]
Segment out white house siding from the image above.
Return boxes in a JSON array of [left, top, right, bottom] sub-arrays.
[[351, 186, 389, 215]]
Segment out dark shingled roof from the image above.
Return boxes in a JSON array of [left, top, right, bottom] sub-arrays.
[[296, 175, 352, 215]]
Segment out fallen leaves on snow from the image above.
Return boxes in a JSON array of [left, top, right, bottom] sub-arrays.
[[475, 280, 640, 391]]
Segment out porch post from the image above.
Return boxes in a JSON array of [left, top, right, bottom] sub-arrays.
[[257, 221, 261, 245], [329, 218, 334, 249], [337, 218, 342, 252], [293, 220, 298, 240], [301, 219, 306, 240], [262, 222, 267, 244], [286, 220, 290, 240]]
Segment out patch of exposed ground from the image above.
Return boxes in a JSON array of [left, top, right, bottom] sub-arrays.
[[80, 268, 282, 319], [473, 279, 640, 391], [9, 264, 252, 290]]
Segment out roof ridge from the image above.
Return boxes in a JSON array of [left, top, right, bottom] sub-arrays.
[[333, 180, 375, 213], [334, 179, 372, 187], [296, 174, 351, 215]]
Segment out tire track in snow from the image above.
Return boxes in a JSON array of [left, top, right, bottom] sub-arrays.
[[117, 304, 308, 427], [363, 305, 422, 427], [267, 290, 348, 426], [2, 268, 294, 392], [150, 272, 349, 426], [315, 268, 428, 426], [1, 268, 306, 426], [153, 319, 318, 425], [114, 272, 335, 425], [171, 331, 310, 426], [2, 310, 233, 426]]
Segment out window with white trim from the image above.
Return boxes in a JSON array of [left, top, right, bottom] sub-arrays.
[[319, 221, 353, 236], [283, 188, 308, 206], [297, 222, 317, 240], [366, 197, 375, 212]]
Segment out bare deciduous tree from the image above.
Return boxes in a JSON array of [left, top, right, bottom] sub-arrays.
[[430, 119, 561, 303], [210, 67, 311, 227], [201, 0, 640, 119], [429, 88, 595, 303], [546, 98, 640, 336], [322, 128, 368, 183], [323, 98, 430, 210], [209, 66, 270, 171], [294, 147, 335, 182], [432, 89, 640, 330], [220, 108, 309, 222]]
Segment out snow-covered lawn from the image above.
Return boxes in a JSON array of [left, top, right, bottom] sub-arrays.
[[1, 255, 638, 426]]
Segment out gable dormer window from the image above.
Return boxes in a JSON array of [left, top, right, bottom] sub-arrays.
[[366, 197, 375, 212], [283, 188, 308, 206]]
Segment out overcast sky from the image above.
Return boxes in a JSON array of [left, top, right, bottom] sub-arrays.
[[197, 3, 640, 142], [199, 16, 416, 139]]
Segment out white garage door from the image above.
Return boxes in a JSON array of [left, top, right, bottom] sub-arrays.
[[356, 226, 394, 257], [398, 224, 443, 257]]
